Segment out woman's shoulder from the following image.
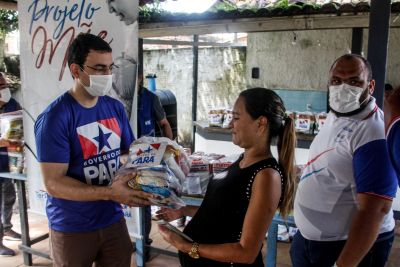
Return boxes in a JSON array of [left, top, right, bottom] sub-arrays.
[[252, 157, 279, 170]]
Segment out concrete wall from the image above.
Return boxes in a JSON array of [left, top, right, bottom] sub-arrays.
[[246, 29, 352, 90], [365, 27, 400, 88], [143, 28, 400, 147], [143, 47, 246, 146], [246, 28, 400, 90]]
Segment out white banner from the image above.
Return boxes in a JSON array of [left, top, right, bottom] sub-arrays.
[[18, 0, 140, 238]]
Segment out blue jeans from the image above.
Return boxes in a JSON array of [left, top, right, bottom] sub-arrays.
[[290, 230, 394, 267]]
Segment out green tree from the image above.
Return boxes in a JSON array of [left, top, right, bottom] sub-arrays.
[[0, 9, 18, 71]]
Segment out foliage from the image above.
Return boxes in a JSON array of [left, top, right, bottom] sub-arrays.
[[274, 0, 289, 9], [139, 0, 165, 20], [0, 10, 18, 38], [209, 0, 237, 12]]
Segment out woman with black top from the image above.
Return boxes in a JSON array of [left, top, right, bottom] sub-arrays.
[[158, 88, 297, 267]]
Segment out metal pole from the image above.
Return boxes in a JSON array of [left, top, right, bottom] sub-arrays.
[[351, 28, 363, 55], [16, 180, 32, 266], [191, 35, 199, 153], [136, 38, 146, 267], [367, 0, 391, 108], [138, 38, 144, 78]]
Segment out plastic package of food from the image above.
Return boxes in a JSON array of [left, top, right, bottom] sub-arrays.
[[295, 112, 314, 133], [208, 109, 225, 127], [0, 111, 25, 173], [0, 111, 23, 141], [118, 137, 191, 209], [183, 155, 211, 197], [222, 109, 233, 128], [316, 112, 327, 133]]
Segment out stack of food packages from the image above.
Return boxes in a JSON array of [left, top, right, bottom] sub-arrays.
[[0, 111, 24, 174], [208, 109, 233, 128], [119, 136, 191, 209], [287, 111, 327, 135], [182, 152, 239, 197]]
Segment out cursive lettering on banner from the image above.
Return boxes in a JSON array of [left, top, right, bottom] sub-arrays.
[[27, 1, 114, 81], [28, 0, 101, 39]]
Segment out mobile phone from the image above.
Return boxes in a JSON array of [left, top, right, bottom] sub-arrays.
[[156, 220, 193, 242]]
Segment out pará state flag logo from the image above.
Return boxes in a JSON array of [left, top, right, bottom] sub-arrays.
[[76, 118, 122, 185], [77, 118, 121, 159]]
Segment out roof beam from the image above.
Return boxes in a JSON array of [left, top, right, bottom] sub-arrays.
[[139, 13, 400, 38], [143, 39, 244, 47], [0, 1, 17, 11]]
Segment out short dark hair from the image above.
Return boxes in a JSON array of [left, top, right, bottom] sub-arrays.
[[67, 33, 112, 68], [330, 54, 373, 81], [385, 83, 393, 91]]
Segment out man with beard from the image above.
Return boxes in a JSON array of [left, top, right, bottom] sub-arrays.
[[291, 54, 398, 267]]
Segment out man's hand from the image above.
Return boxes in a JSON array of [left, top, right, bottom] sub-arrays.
[[384, 86, 400, 128], [336, 194, 391, 267], [0, 138, 10, 148], [109, 170, 152, 207]]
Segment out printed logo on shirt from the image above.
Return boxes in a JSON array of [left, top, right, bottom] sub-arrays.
[[76, 118, 122, 185]]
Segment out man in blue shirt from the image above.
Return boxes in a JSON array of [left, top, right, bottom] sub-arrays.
[[34, 33, 152, 267], [0, 72, 22, 256], [137, 74, 173, 139]]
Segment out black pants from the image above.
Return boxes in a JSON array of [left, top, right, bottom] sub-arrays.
[[144, 205, 152, 244], [290, 230, 394, 267], [0, 178, 16, 240]]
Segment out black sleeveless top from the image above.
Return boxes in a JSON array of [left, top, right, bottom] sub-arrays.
[[179, 155, 283, 267]]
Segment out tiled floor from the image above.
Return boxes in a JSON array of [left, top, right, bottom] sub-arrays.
[[0, 212, 399, 267]]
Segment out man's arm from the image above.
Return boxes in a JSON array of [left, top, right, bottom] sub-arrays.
[[152, 94, 173, 139], [336, 194, 391, 267], [40, 162, 152, 207], [384, 86, 400, 129], [158, 118, 173, 139]]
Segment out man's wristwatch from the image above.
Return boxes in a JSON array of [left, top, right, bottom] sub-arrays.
[[188, 242, 200, 259]]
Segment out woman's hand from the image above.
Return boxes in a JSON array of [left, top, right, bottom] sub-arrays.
[[156, 207, 184, 222], [158, 225, 191, 253]]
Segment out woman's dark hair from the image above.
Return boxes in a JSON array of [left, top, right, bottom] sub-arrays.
[[67, 33, 112, 68], [239, 88, 296, 217]]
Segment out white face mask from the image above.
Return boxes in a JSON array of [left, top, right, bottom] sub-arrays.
[[329, 83, 368, 113], [80, 73, 113, 97], [0, 88, 11, 103]]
